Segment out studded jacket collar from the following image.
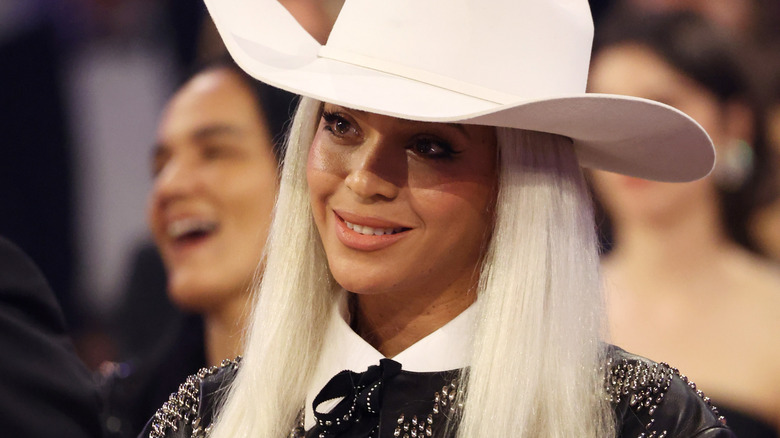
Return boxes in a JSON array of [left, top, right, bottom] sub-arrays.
[[140, 346, 734, 438], [305, 292, 476, 430]]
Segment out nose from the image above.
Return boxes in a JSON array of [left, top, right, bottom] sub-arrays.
[[344, 139, 403, 201], [150, 156, 198, 206]]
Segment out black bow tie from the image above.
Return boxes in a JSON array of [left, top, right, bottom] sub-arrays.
[[312, 359, 403, 437]]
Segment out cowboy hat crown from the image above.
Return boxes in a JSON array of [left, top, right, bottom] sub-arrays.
[[205, 0, 715, 182]]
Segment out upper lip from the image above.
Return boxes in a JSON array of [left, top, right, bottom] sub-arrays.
[[334, 209, 413, 230], [163, 215, 219, 239]]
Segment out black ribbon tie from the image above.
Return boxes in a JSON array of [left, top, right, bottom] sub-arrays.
[[312, 359, 402, 437]]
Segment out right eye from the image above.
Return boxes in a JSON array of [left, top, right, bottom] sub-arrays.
[[321, 111, 359, 139]]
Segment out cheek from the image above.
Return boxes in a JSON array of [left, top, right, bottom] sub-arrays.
[[306, 136, 350, 199], [306, 141, 325, 204], [146, 189, 166, 243], [307, 136, 332, 185], [307, 133, 349, 176], [442, 181, 494, 215], [306, 139, 339, 227], [210, 164, 277, 233], [426, 165, 497, 242], [306, 140, 324, 184], [425, 156, 497, 213], [234, 178, 276, 224], [416, 179, 496, 236]]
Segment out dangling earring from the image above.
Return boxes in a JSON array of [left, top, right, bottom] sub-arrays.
[[713, 139, 754, 192]]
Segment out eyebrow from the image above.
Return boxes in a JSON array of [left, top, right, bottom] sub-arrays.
[[327, 104, 471, 138], [191, 124, 243, 140], [151, 124, 244, 158]]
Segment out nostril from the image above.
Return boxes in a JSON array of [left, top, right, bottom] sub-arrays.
[[345, 169, 400, 201]]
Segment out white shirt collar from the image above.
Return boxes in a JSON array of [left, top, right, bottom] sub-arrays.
[[304, 290, 476, 429]]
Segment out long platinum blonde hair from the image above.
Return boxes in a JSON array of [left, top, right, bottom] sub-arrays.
[[209, 97, 616, 438]]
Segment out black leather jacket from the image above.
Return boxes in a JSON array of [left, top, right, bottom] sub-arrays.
[[139, 347, 735, 438]]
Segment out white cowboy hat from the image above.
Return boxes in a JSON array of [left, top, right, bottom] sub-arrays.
[[204, 0, 714, 182]]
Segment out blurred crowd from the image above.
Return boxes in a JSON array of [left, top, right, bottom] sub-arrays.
[[1, 0, 779, 437]]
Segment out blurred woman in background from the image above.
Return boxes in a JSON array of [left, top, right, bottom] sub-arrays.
[[103, 58, 297, 437], [588, 10, 780, 437], [147, 59, 295, 366]]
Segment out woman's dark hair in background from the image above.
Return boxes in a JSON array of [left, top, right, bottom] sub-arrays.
[[184, 55, 300, 164], [592, 9, 777, 254]]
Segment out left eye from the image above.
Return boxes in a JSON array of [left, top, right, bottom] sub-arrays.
[[201, 144, 234, 160], [409, 138, 457, 159]]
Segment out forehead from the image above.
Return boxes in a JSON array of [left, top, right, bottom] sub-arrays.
[[158, 69, 262, 139]]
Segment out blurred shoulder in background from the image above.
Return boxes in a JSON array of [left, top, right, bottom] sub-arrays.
[[0, 235, 101, 438]]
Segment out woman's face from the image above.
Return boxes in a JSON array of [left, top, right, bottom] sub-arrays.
[[148, 69, 279, 311], [587, 43, 722, 225], [307, 103, 498, 299]]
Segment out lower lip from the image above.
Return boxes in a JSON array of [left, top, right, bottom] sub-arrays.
[[168, 233, 214, 260], [334, 215, 409, 251]]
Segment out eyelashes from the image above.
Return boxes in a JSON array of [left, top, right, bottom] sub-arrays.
[[408, 137, 460, 160], [321, 111, 358, 138], [320, 110, 462, 161]]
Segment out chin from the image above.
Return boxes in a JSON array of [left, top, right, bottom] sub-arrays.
[[167, 276, 225, 313], [331, 272, 396, 296]]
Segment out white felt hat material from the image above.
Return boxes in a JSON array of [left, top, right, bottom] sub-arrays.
[[205, 0, 715, 182]]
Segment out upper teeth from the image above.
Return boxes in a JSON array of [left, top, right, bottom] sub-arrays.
[[168, 218, 217, 239], [345, 220, 403, 236]]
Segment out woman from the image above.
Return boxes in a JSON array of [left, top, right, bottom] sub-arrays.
[[142, 1, 734, 437], [147, 59, 296, 366], [588, 11, 780, 437], [104, 58, 297, 437]]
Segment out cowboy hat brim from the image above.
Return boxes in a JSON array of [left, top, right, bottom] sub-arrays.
[[207, 0, 714, 182]]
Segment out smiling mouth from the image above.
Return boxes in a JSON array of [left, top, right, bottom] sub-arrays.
[[334, 213, 411, 251], [167, 218, 219, 243], [343, 220, 408, 236]]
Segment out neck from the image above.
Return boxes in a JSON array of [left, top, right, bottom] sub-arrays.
[[202, 294, 251, 366], [351, 282, 477, 358], [606, 198, 731, 289]]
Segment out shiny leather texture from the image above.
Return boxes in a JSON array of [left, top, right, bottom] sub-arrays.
[[139, 347, 735, 438]]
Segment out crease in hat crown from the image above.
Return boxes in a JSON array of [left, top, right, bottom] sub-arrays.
[[317, 46, 520, 105], [321, 0, 594, 102], [204, 0, 716, 183], [209, 0, 594, 104]]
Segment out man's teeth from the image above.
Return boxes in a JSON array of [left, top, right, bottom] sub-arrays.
[[344, 220, 403, 236], [168, 218, 217, 239]]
